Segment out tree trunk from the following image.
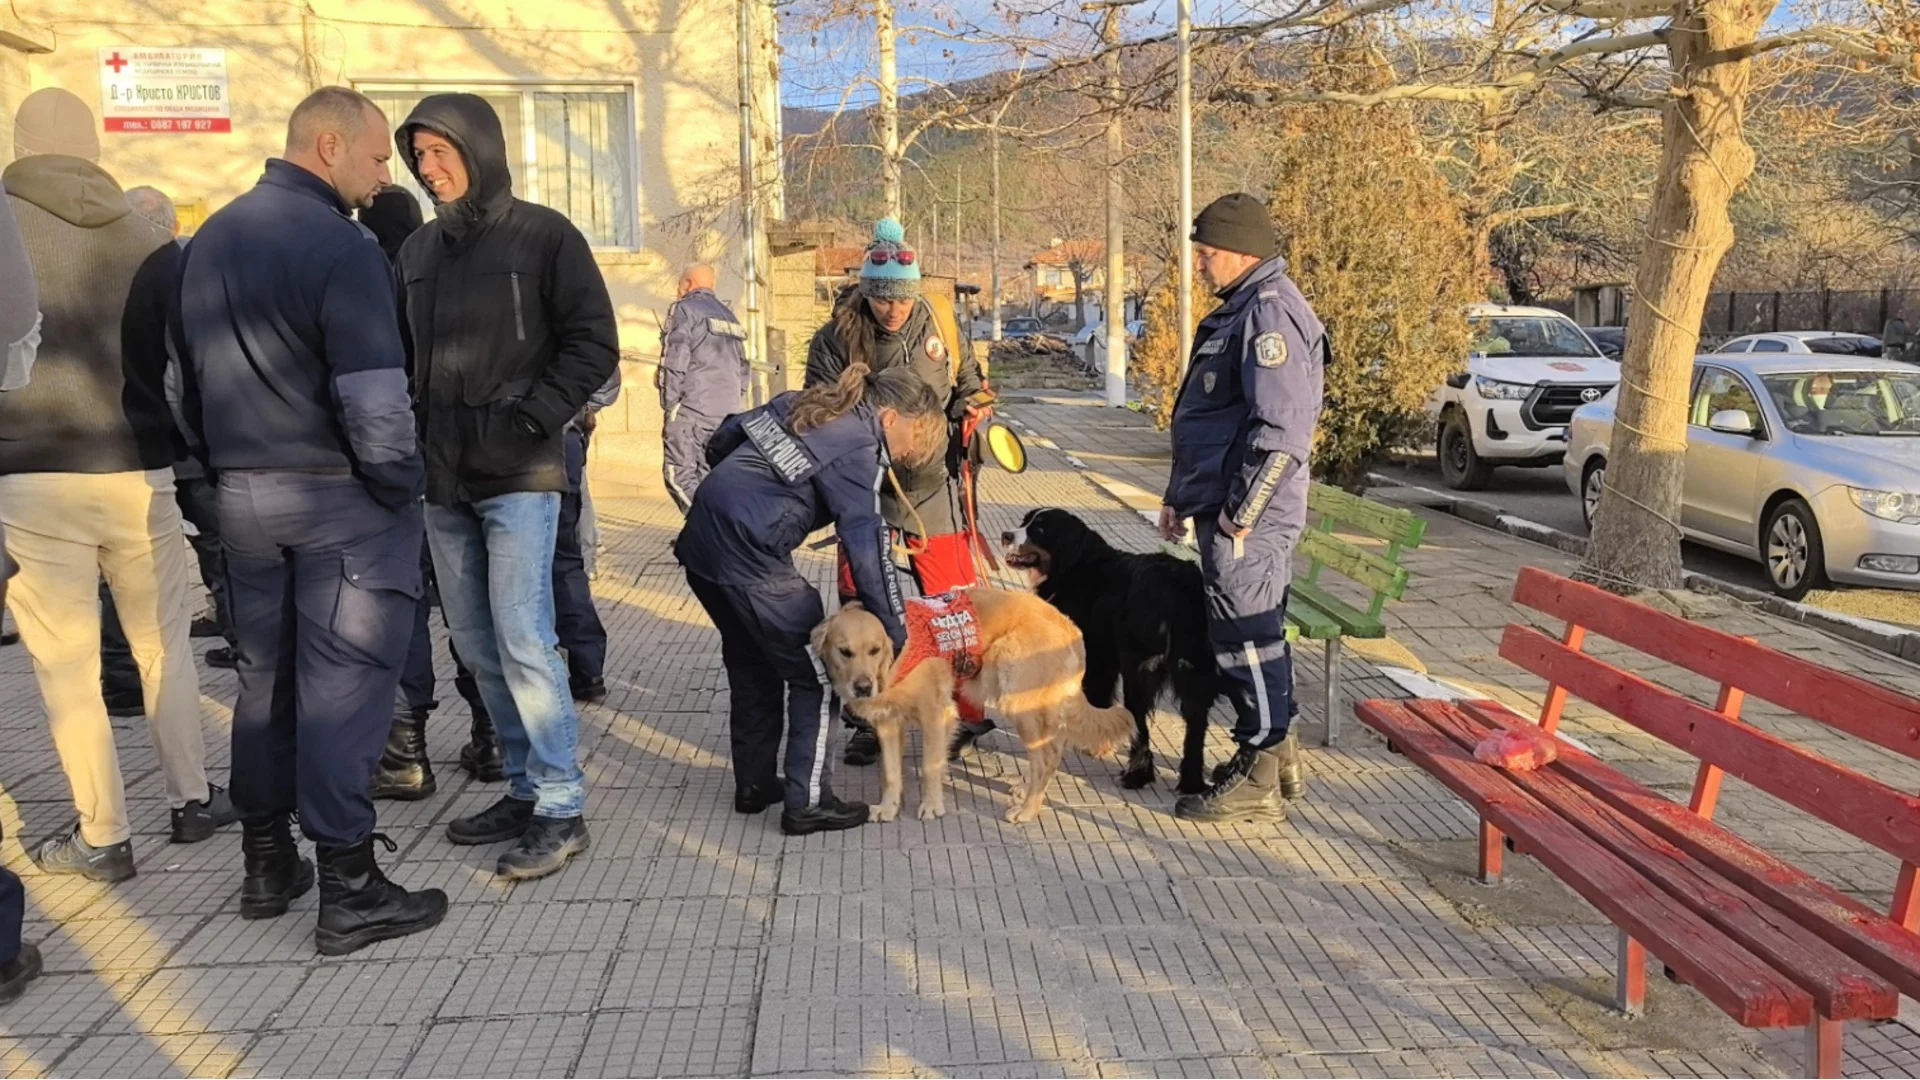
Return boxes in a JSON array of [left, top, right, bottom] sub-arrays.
[[991, 125, 1003, 341], [1579, 0, 1774, 592], [875, 0, 901, 217], [1101, 4, 1128, 407]]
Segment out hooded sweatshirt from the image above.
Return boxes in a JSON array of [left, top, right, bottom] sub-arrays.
[[0, 154, 178, 475], [394, 93, 619, 507]]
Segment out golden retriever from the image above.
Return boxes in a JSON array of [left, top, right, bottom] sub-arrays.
[[812, 588, 1134, 823]]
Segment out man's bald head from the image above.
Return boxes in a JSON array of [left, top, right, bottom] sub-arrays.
[[283, 87, 392, 211], [679, 264, 716, 297]]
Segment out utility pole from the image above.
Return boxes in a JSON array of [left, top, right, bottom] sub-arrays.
[[1176, 0, 1194, 374], [954, 167, 962, 278], [991, 126, 1003, 340], [1096, 2, 1129, 407], [876, 0, 901, 217]]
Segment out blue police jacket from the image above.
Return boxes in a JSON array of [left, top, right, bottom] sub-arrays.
[[1165, 256, 1326, 532], [676, 392, 907, 647], [172, 159, 423, 509], [659, 288, 749, 423]]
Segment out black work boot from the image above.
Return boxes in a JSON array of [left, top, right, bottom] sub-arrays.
[[781, 793, 870, 836], [240, 814, 314, 920], [496, 816, 590, 881], [734, 783, 783, 815], [370, 706, 436, 801], [0, 942, 42, 1006], [314, 835, 447, 955], [843, 727, 880, 767], [1177, 745, 1285, 823], [446, 794, 536, 845], [459, 706, 505, 782], [947, 719, 996, 762]]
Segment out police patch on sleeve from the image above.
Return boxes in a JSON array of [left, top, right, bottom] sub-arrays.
[[1254, 332, 1288, 368], [925, 335, 947, 364]]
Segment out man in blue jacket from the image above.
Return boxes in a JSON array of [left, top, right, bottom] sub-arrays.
[[174, 87, 447, 954], [659, 263, 749, 512], [1158, 192, 1325, 825]]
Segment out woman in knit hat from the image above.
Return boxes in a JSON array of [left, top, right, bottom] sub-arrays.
[[804, 216, 993, 765]]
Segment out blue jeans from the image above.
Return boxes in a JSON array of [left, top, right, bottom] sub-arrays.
[[426, 493, 586, 818]]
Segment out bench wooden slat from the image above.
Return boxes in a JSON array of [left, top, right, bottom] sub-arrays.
[[1309, 483, 1428, 548], [1298, 528, 1410, 600], [1356, 698, 1814, 1028], [1512, 567, 1920, 764], [1404, 698, 1896, 1021], [1290, 584, 1386, 639], [1458, 698, 1920, 1004], [1284, 599, 1345, 640], [1501, 624, 1920, 868]]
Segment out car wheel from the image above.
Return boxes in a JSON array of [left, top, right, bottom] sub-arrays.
[[1438, 411, 1493, 491], [1762, 498, 1828, 601], [1581, 458, 1606, 530]]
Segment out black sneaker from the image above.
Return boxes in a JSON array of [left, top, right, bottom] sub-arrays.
[[843, 728, 880, 766], [0, 942, 42, 1006], [30, 825, 135, 883], [570, 678, 607, 703], [496, 816, 590, 881], [203, 647, 238, 670], [948, 720, 996, 762], [170, 785, 238, 843], [445, 795, 537, 845], [103, 690, 143, 719], [734, 784, 782, 815], [781, 794, 870, 836], [189, 615, 223, 639]]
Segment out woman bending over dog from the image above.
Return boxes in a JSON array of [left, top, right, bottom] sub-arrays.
[[675, 362, 947, 835]]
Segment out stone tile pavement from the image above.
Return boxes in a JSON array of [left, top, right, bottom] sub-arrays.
[[0, 388, 1912, 1076]]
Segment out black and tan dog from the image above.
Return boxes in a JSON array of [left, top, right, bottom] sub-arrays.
[[1002, 507, 1240, 793]]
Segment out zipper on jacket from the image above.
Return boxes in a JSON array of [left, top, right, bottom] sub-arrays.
[[510, 272, 526, 341]]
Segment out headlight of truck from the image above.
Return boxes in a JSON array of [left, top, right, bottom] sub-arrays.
[[1472, 376, 1534, 401], [1849, 487, 1920, 524]]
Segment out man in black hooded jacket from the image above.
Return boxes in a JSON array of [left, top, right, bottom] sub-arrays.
[[393, 93, 617, 882]]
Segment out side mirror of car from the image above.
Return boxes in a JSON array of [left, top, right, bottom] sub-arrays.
[[1708, 409, 1757, 436]]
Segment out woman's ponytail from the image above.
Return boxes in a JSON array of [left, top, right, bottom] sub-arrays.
[[790, 361, 871, 433]]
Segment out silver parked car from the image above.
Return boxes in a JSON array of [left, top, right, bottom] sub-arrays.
[[1565, 354, 1920, 599]]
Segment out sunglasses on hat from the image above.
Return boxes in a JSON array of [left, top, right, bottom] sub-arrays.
[[869, 248, 916, 266]]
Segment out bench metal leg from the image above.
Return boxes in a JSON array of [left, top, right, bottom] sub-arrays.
[[1806, 1016, 1844, 1078], [1322, 638, 1341, 747], [1616, 930, 1646, 1017], [1478, 818, 1503, 884]]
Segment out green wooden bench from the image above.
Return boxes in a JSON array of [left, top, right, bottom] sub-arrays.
[[1291, 483, 1426, 745], [1164, 483, 1424, 746]]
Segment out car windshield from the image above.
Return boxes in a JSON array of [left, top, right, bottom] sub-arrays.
[[1804, 336, 1883, 357], [1761, 370, 1920, 436], [1470, 316, 1603, 359]]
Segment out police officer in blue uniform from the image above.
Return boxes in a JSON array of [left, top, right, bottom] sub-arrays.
[[1160, 192, 1325, 824], [677, 363, 947, 835], [174, 88, 447, 952], [661, 264, 750, 513]]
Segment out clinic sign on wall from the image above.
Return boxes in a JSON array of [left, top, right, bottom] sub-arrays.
[[98, 48, 231, 133]]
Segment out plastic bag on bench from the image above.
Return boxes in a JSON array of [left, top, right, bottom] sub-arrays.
[[1474, 728, 1558, 771]]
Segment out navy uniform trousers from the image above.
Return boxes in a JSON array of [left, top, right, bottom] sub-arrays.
[[684, 569, 836, 810], [663, 410, 722, 515], [554, 426, 607, 688], [220, 471, 423, 845], [1196, 516, 1297, 750]]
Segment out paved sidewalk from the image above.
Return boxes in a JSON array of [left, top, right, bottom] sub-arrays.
[[0, 390, 1914, 1076]]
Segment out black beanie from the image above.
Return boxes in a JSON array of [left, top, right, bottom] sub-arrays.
[[1191, 192, 1277, 259]]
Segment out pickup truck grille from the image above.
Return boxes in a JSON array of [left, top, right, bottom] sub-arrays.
[[1525, 384, 1610, 429]]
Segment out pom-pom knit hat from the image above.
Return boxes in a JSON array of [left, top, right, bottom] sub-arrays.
[[859, 217, 922, 300]]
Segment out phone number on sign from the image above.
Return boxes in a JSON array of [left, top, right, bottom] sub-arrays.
[[105, 118, 233, 133]]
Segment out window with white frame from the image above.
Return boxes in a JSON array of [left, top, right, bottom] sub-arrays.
[[360, 84, 637, 249]]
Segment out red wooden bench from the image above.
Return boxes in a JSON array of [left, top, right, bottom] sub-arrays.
[[1355, 566, 1920, 1077]]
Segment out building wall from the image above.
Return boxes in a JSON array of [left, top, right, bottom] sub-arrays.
[[4, 0, 781, 497]]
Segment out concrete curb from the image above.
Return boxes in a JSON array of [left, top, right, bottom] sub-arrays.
[[1364, 472, 1920, 667]]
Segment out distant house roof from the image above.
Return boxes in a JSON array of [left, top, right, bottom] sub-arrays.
[[815, 245, 867, 277], [1025, 239, 1149, 270]]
